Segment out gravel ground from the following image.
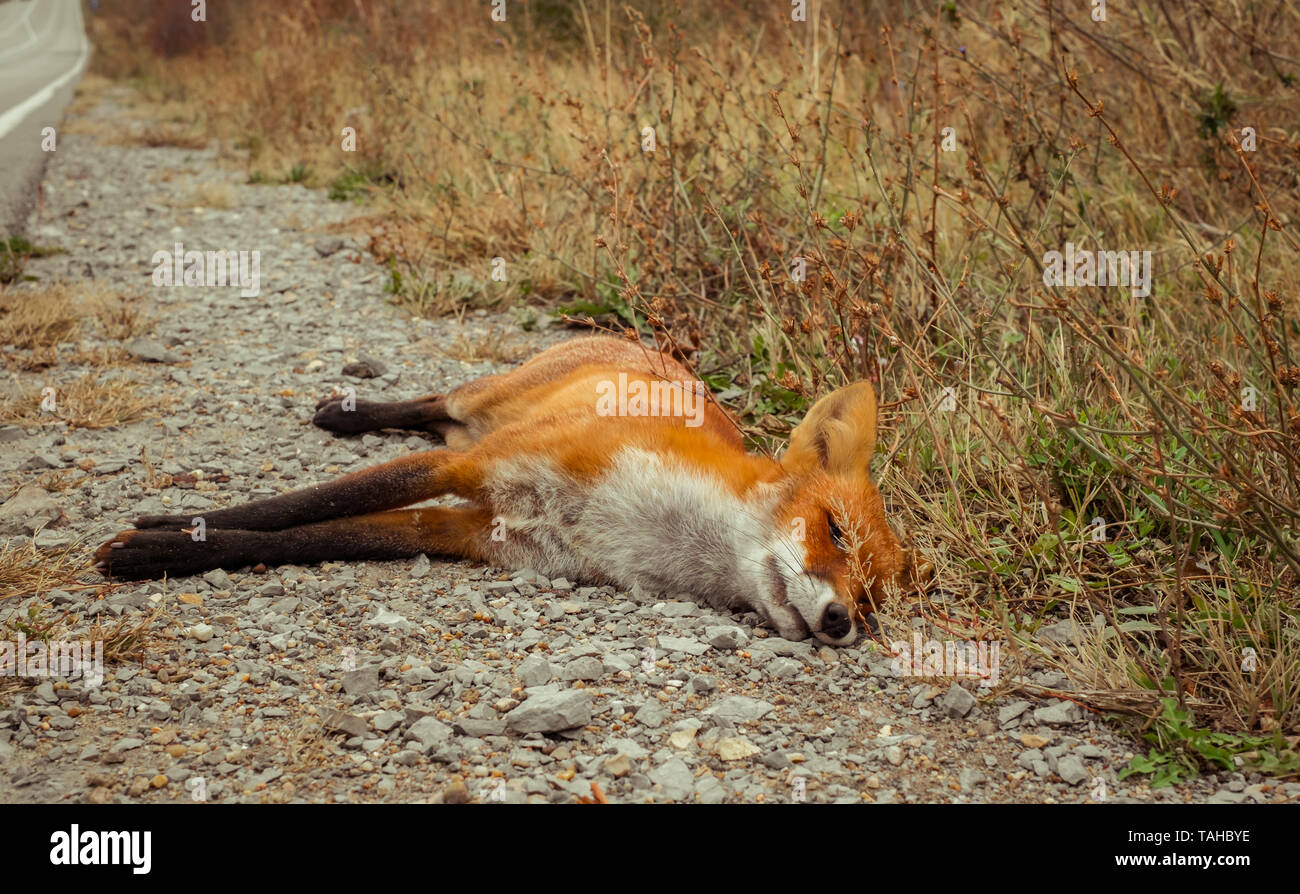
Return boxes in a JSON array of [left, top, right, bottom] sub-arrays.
[[1, 87, 1293, 804]]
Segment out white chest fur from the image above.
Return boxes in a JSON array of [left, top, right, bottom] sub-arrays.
[[481, 447, 780, 613]]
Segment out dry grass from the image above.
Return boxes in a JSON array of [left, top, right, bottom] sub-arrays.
[[86, 606, 162, 666], [182, 182, 235, 209], [60, 117, 113, 139], [62, 72, 116, 118], [437, 326, 530, 364], [282, 711, 331, 771], [25, 468, 93, 494], [0, 282, 81, 350], [0, 371, 164, 430], [0, 281, 153, 369], [0, 594, 163, 699], [0, 538, 89, 603], [86, 0, 1300, 773], [93, 291, 152, 340], [1, 524, 161, 698], [150, 167, 200, 183], [112, 121, 208, 150]]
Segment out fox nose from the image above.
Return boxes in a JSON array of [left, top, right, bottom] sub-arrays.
[[820, 603, 852, 640]]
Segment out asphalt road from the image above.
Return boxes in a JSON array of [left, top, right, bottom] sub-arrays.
[[0, 0, 89, 236]]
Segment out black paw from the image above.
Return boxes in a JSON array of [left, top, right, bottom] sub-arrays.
[[312, 395, 370, 434], [93, 529, 213, 580]]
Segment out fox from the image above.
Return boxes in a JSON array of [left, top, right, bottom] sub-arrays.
[[93, 335, 904, 645]]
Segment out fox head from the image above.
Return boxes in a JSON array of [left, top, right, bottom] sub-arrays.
[[763, 381, 903, 645]]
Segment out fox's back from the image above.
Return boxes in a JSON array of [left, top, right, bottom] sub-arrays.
[[440, 336, 742, 450]]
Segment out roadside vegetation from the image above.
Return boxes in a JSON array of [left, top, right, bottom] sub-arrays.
[[82, 0, 1300, 781]]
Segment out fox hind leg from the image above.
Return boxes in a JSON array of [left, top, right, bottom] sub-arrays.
[[134, 450, 480, 532], [96, 505, 497, 580]]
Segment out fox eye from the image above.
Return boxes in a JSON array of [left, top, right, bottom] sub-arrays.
[[828, 516, 848, 551]]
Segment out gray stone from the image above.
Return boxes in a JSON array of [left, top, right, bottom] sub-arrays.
[[320, 709, 368, 738], [126, 337, 177, 363], [704, 696, 775, 724], [0, 485, 60, 536], [941, 683, 977, 718], [761, 751, 792, 770], [504, 690, 591, 734], [33, 529, 73, 548], [1038, 618, 1085, 645], [391, 749, 422, 767], [654, 602, 698, 617], [657, 635, 709, 656], [562, 656, 603, 682], [1033, 700, 1083, 726], [958, 768, 985, 791], [695, 775, 726, 804], [689, 674, 717, 694], [341, 667, 380, 696], [108, 591, 149, 610], [634, 701, 667, 729], [201, 568, 233, 589], [454, 718, 506, 737], [342, 356, 387, 378], [649, 758, 694, 801], [1016, 749, 1043, 771], [47, 589, 78, 606], [407, 716, 454, 750], [314, 237, 346, 257], [603, 739, 647, 763], [706, 625, 749, 650], [372, 710, 403, 732], [365, 606, 411, 630], [516, 654, 553, 688], [998, 701, 1030, 725], [410, 554, 431, 579], [1057, 755, 1090, 786]]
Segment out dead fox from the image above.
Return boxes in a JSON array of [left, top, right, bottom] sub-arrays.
[[95, 335, 903, 644]]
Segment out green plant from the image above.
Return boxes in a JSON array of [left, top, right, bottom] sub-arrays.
[[1195, 83, 1238, 138], [328, 162, 398, 202], [1120, 698, 1300, 788], [0, 237, 62, 283]]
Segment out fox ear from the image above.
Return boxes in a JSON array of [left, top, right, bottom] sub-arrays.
[[781, 381, 879, 479]]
